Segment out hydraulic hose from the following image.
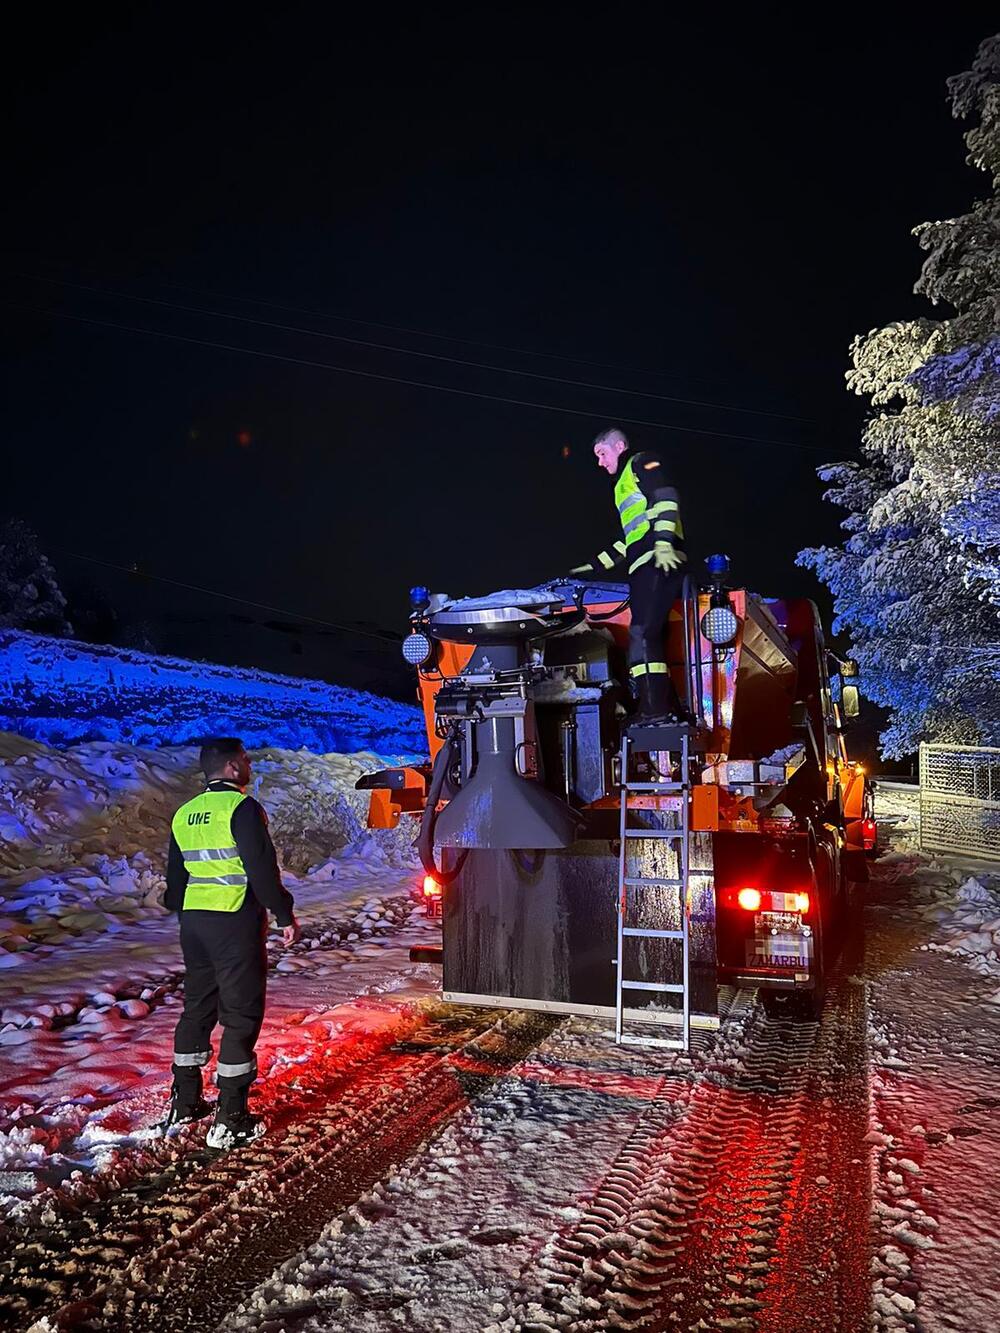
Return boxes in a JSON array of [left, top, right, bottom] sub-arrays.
[[587, 596, 630, 622], [417, 728, 468, 886]]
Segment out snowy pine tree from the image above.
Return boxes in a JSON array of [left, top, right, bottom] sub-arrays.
[[0, 517, 73, 637], [800, 35, 1000, 758]]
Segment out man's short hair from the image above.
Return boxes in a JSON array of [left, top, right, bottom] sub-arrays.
[[199, 737, 245, 778], [593, 427, 629, 451]]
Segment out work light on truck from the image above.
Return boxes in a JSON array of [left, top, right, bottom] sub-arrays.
[[402, 631, 434, 666], [700, 603, 738, 645]]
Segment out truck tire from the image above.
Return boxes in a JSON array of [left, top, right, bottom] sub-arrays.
[[761, 986, 824, 1022]]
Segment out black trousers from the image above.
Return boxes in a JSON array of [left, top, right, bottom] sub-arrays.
[[173, 898, 267, 1091], [628, 563, 685, 713]]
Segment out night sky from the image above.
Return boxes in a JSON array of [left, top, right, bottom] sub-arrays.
[[1, 9, 990, 696]]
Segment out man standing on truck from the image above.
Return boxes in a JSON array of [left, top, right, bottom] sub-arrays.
[[569, 427, 688, 724], [161, 737, 300, 1148]]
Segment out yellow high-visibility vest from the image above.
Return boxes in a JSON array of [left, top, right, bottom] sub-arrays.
[[171, 789, 248, 912]]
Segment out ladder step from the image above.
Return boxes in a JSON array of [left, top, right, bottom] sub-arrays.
[[622, 927, 685, 939], [623, 876, 683, 888], [624, 829, 684, 839], [618, 1032, 688, 1051], [621, 980, 686, 993], [621, 1006, 686, 1027], [622, 782, 686, 792]]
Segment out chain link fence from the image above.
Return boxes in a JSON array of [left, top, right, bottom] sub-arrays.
[[919, 743, 1000, 861]]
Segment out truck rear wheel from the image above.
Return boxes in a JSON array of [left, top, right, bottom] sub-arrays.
[[761, 985, 824, 1022]]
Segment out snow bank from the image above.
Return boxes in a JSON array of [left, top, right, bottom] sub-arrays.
[[0, 628, 425, 754], [913, 868, 1000, 983], [0, 732, 419, 958]]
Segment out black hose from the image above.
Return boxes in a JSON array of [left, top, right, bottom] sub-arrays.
[[587, 595, 630, 622], [417, 729, 468, 886]]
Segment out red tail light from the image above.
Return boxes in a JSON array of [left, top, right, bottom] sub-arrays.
[[862, 817, 877, 848], [731, 887, 809, 914], [422, 875, 442, 898]]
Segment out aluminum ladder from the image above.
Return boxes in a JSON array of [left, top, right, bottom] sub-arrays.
[[614, 726, 691, 1051]]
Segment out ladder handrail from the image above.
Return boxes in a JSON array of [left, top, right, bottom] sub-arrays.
[[680, 574, 704, 729], [679, 730, 691, 1051], [615, 733, 631, 1043]]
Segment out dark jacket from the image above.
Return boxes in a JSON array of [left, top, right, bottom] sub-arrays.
[[570, 449, 686, 577], [164, 781, 295, 925]]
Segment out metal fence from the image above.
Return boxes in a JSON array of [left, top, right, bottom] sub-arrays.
[[919, 743, 1000, 861]]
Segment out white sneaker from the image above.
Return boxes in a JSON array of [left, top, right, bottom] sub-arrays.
[[205, 1110, 265, 1150]]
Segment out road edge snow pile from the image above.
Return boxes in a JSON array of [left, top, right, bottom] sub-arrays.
[[0, 736, 419, 961], [0, 628, 424, 754]]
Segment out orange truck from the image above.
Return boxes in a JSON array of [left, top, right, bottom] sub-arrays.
[[358, 559, 874, 1046]]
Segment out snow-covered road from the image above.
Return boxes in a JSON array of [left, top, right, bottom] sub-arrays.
[[3, 753, 1000, 1331]]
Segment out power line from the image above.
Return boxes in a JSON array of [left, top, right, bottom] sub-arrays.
[[153, 276, 805, 411], [56, 548, 402, 646], [6, 300, 844, 454], [18, 273, 814, 427]]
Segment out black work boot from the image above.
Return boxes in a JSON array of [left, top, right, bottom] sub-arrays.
[[159, 1065, 213, 1132], [206, 1082, 264, 1151], [633, 671, 685, 725]]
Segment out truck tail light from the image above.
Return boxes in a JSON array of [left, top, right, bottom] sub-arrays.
[[862, 817, 877, 848], [422, 875, 442, 898], [731, 887, 809, 914]]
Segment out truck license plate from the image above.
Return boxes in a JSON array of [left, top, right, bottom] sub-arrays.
[[750, 911, 812, 969]]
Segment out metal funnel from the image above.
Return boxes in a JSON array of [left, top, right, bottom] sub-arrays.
[[434, 717, 579, 851]]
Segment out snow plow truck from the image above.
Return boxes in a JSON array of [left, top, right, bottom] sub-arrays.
[[358, 562, 875, 1050]]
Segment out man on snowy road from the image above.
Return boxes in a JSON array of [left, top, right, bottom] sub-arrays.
[[162, 737, 299, 1148]]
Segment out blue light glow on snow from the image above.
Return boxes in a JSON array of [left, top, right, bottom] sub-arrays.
[[0, 631, 426, 756], [910, 336, 1000, 413]]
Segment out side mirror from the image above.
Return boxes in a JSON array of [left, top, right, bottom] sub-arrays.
[[822, 797, 842, 826], [789, 700, 822, 771], [841, 683, 860, 720], [790, 701, 810, 730]]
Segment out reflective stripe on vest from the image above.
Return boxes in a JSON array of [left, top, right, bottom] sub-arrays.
[[614, 460, 650, 550], [171, 789, 249, 912]]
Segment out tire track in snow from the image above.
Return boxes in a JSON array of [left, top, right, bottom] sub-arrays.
[[504, 975, 872, 1332], [1, 1005, 555, 1330]]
